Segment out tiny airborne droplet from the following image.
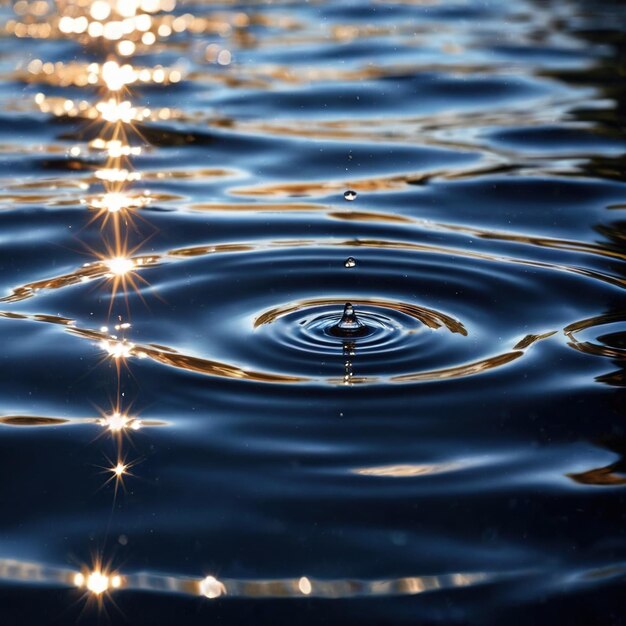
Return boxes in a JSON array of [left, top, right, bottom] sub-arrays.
[[344, 257, 356, 268], [343, 190, 357, 201]]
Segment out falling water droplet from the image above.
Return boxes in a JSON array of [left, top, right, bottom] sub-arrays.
[[344, 257, 356, 268], [330, 302, 369, 337], [344, 190, 357, 202]]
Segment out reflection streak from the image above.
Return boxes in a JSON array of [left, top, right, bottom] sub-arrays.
[[0, 556, 491, 599], [3, 234, 623, 305]]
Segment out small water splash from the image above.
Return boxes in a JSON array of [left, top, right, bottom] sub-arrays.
[[329, 302, 369, 338], [344, 190, 357, 202]]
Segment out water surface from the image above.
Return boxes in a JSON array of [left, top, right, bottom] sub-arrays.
[[1, 0, 626, 623]]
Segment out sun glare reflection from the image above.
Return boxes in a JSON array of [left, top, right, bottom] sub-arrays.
[[86, 570, 110, 595], [84, 239, 157, 308], [87, 191, 150, 215], [98, 452, 140, 500], [96, 167, 141, 183], [99, 410, 142, 433], [5, 0, 249, 613], [99, 337, 136, 359], [74, 567, 123, 597], [113, 462, 127, 477], [105, 256, 136, 276], [70, 552, 126, 613]]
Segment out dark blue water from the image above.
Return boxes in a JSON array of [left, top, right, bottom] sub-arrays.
[[1, 0, 626, 623]]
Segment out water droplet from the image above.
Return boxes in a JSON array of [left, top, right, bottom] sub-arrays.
[[344, 190, 357, 202], [329, 302, 369, 337], [344, 257, 356, 268]]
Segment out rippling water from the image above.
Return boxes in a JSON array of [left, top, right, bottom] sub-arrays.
[[1, 0, 626, 623]]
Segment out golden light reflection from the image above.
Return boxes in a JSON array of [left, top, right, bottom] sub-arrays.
[[0, 251, 160, 304], [98, 98, 147, 124], [0, 415, 70, 427], [199, 575, 226, 599], [298, 576, 312, 595], [57, 54, 160, 304], [34, 92, 180, 123], [353, 462, 466, 478], [113, 462, 127, 477], [13, 0, 179, 54], [97, 317, 145, 386], [81, 570, 118, 595], [84, 239, 156, 312], [91, 138, 142, 158], [0, 556, 491, 599], [87, 191, 150, 215], [85, 191, 154, 238], [567, 466, 626, 486], [8, 0, 186, 610], [95, 167, 141, 183], [93, 398, 154, 449], [71, 553, 125, 613], [101, 60, 138, 91], [98, 452, 139, 500], [105, 256, 136, 276], [0, 413, 168, 430], [98, 410, 142, 433]]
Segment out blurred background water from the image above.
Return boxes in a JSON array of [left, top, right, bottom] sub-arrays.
[[0, 0, 626, 623]]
